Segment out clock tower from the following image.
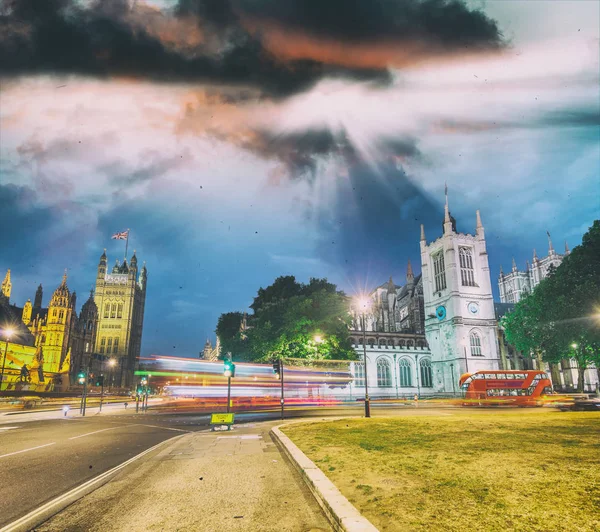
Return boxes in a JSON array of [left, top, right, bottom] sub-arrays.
[[420, 195, 500, 393]]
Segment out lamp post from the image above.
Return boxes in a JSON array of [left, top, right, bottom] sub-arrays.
[[355, 297, 371, 418], [1, 328, 14, 392], [450, 362, 456, 396]]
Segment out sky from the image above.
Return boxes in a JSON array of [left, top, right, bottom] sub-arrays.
[[1, 0, 599, 357]]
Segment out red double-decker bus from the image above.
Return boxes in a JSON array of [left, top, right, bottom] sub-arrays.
[[459, 370, 553, 407]]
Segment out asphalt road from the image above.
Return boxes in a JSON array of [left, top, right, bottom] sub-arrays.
[[0, 400, 453, 528]]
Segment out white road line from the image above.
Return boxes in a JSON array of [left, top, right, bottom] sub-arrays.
[[0, 427, 18, 431], [0, 435, 184, 532], [0, 442, 56, 459], [68, 426, 129, 440], [139, 424, 190, 433]]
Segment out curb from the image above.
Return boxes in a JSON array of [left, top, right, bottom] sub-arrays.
[[271, 423, 379, 532], [0, 433, 187, 532]]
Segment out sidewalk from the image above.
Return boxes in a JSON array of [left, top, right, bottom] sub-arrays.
[[36, 421, 331, 532]]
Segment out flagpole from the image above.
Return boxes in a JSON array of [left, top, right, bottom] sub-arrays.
[[125, 229, 130, 260]]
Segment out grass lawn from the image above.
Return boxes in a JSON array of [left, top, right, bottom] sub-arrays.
[[282, 410, 600, 532]]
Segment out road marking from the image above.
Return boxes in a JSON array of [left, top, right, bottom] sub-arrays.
[[138, 424, 190, 433], [0, 435, 184, 532], [0, 427, 18, 431], [0, 442, 56, 460], [68, 426, 130, 440]]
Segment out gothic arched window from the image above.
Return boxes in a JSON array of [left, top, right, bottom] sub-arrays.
[[377, 358, 392, 387], [58, 310, 64, 321], [113, 337, 119, 353], [420, 358, 433, 388], [104, 304, 109, 318], [117, 303, 123, 319], [354, 362, 365, 386], [111, 303, 117, 319], [399, 358, 412, 387], [470, 332, 483, 357], [433, 252, 447, 292], [459, 247, 476, 286]]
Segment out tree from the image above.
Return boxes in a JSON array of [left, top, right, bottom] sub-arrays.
[[215, 312, 247, 360], [503, 221, 600, 391], [216, 276, 356, 363]]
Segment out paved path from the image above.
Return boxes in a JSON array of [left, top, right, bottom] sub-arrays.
[[37, 421, 331, 532]]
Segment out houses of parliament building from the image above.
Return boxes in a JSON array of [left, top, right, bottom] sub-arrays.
[[0, 250, 147, 389]]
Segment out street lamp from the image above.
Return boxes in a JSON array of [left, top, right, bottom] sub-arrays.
[[1, 328, 15, 392], [108, 358, 116, 392], [571, 343, 578, 349], [355, 296, 371, 418], [313, 335, 323, 344]]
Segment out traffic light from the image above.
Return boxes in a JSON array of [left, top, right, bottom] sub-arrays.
[[77, 370, 86, 385], [224, 359, 235, 378], [273, 360, 281, 379], [95, 375, 104, 387]]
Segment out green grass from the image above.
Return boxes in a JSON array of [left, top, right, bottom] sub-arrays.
[[282, 411, 600, 532]]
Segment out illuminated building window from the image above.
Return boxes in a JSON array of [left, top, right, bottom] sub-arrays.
[[59, 310, 64, 321], [53, 309, 57, 317], [354, 362, 365, 386], [377, 357, 392, 387], [100, 337, 106, 354], [113, 338, 119, 353], [459, 247, 476, 286], [104, 304, 109, 318], [433, 252, 446, 292], [117, 303, 123, 319], [111, 304, 117, 319], [399, 358, 412, 387], [470, 332, 483, 356], [107, 338, 112, 351], [420, 359, 433, 388]]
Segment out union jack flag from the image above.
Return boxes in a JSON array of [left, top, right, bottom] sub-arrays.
[[111, 230, 129, 240]]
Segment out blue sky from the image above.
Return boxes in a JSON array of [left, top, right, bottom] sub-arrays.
[[1, 0, 598, 357]]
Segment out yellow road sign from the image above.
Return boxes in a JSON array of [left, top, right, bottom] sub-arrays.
[[210, 413, 234, 425]]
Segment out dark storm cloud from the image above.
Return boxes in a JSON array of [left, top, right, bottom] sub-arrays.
[[232, 129, 421, 181], [0, 0, 503, 97], [236, 0, 504, 49]]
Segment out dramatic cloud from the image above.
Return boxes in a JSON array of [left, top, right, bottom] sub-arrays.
[[0, 0, 504, 97]]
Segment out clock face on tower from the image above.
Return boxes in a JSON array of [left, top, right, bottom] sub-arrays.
[[468, 302, 479, 315], [436, 306, 446, 321]]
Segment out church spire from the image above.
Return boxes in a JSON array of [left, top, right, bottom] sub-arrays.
[[533, 248, 538, 262], [1, 269, 11, 300], [406, 259, 414, 284], [420, 224, 426, 242], [512, 257, 517, 271], [443, 182, 453, 235], [499, 264, 504, 276], [546, 230, 554, 255], [564, 240, 570, 255]]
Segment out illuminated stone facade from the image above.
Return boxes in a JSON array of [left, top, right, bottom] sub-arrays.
[[94, 250, 147, 388]]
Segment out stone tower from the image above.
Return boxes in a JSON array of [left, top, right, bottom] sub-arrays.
[[94, 250, 147, 388], [33, 284, 43, 311], [420, 196, 500, 393], [45, 271, 74, 373]]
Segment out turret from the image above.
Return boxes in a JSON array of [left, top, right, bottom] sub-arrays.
[[112, 259, 121, 274], [33, 284, 43, 310], [564, 241, 570, 255], [1, 269, 11, 300], [512, 257, 517, 272], [22, 299, 32, 324], [443, 185, 453, 235], [547, 231, 554, 255], [98, 249, 107, 279]]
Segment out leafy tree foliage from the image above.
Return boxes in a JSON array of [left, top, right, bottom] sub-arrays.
[[215, 312, 246, 360], [216, 276, 356, 362], [503, 221, 600, 391]]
